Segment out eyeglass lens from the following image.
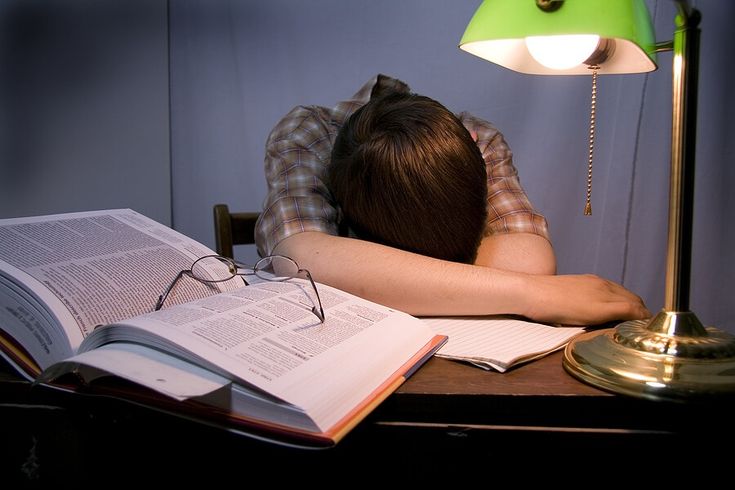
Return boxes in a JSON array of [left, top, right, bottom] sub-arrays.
[[254, 255, 299, 281], [256, 256, 324, 322], [191, 255, 238, 282]]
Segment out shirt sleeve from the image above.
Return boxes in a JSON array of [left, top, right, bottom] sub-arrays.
[[255, 105, 340, 257], [458, 112, 550, 241], [255, 74, 411, 257]]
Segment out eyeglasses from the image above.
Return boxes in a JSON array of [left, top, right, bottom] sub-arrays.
[[155, 254, 325, 323]]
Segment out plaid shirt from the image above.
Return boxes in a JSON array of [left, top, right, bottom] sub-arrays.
[[255, 74, 549, 256]]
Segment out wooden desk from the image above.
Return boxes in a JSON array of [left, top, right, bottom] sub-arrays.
[[383, 351, 701, 433], [2, 351, 732, 485], [374, 351, 732, 448]]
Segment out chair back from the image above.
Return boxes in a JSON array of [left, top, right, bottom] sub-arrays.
[[213, 204, 260, 259]]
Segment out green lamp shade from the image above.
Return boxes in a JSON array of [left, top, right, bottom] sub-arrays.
[[459, 0, 657, 75]]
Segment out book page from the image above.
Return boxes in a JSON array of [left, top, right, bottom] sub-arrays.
[[49, 342, 231, 400], [77, 280, 440, 431], [422, 316, 586, 372], [0, 209, 242, 354]]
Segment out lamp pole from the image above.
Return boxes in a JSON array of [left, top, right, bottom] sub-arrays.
[[644, 0, 703, 334], [664, 2, 698, 315]]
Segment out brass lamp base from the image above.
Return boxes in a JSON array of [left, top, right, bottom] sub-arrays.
[[563, 310, 735, 402]]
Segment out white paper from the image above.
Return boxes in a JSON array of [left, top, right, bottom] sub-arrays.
[[422, 316, 585, 372]]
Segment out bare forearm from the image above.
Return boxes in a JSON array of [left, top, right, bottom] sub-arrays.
[[274, 232, 649, 324], [275, 232, 523, 316]]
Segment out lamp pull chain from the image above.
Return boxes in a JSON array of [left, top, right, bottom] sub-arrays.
[[584, 65, 599, 216]]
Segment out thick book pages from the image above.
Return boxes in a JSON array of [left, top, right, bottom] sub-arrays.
[[422, 316, 585, 372], [39, 280, 445, 447], [0, 209, 242, 376], [0, 209, 445, 448]]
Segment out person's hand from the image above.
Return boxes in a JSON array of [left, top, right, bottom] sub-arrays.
[[518, 273, 650, 326]]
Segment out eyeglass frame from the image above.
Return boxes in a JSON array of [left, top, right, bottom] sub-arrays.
[[154, 254, 325, 323]]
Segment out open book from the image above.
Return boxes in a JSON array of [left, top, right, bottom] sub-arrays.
[[0, 209, 445, 448], [423, 316, 585, 372]]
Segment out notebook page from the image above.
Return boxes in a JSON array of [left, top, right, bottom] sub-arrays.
[[421, 316, 585, 372]]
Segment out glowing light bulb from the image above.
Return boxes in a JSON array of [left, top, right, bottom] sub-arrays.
[[526, 34, 601, 70]]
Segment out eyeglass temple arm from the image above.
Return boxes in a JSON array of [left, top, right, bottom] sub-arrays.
[[299, 269, 325, 323], [155, 270, 189, 311]]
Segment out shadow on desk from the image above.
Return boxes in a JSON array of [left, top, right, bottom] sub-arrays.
[[2, 352, 733, 487]]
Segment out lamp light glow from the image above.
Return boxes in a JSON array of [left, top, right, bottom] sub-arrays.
[[459, 0, 657, 75], [525, 34, 600, 70]]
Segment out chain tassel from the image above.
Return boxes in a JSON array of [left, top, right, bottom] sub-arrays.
[[584, 65, 599, 216]]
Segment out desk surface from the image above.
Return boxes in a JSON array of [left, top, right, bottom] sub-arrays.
[[399, 349, 604, 395], [377, 350, 729, 434], [2, 350, 732, 485]]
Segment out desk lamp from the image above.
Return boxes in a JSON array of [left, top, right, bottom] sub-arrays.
[[460, 0, 735, 402]]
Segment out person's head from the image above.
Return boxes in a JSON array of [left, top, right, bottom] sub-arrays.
[[328, 91, 488, 264]]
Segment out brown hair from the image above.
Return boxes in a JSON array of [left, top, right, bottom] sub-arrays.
[[328, 92, 487, 263]]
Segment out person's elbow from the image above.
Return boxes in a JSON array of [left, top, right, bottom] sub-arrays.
[[525, 249, 557, 275], [474, 233, 557, 275], [272, 231, 334, 266]]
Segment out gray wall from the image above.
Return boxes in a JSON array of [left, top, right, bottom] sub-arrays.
[[0, 0, 171, 225]]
